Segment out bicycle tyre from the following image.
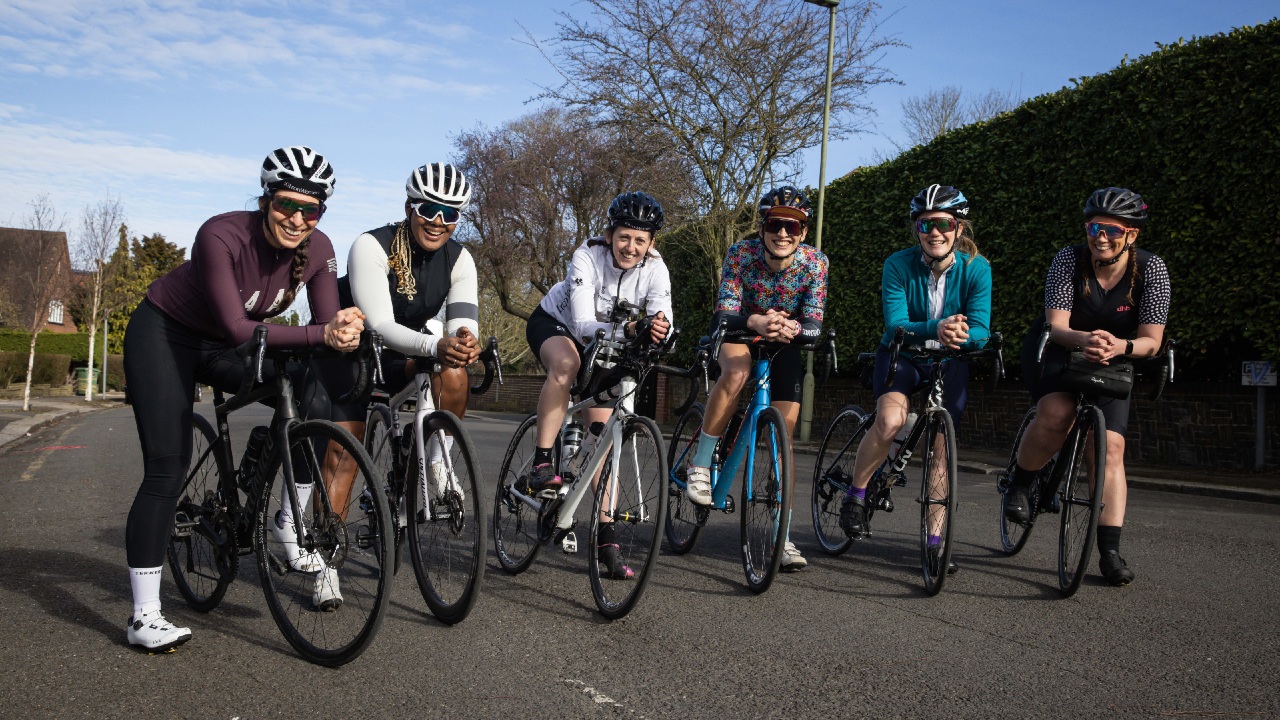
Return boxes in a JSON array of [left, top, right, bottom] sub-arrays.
[[407, 410, 486, 624], [492, 413, 545, 574], [168, 413, 236, 612], [998, 407, 1038, 556], [919, 408, 958, 596], [256, 419, 392, 666], [665, 402, 707, 555], [589, 415, 668, 619], [364, 404, 404, 575], [812, 405, 868, 555], [1058, 405, 1106, 597], [740, 407, 792, 594]]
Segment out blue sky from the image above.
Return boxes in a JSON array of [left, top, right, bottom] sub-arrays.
[[1, 0, 1274, 273]]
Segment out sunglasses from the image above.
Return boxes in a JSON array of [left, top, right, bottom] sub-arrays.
[[271, 196, 325, 221], [915, 217, 958, 234], [763, 217, 804, 235], [1085, 221, 1130, 240], [412, 202, 461, 225]]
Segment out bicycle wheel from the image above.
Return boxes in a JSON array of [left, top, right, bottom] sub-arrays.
[[665, 402, 708, 555], [364, 405, 404, 575], [407, 411, 485, 624], [256, 420, 392, 666], [589, 415, 668, 619], [812, 405, 868, 556], [919, 408, 958, 596], [493, 413, 545, 574], [1058, 406, 1106, 597], [740, 407, 792, 594], [998, 407, 1038, 556], [167, 413, 237, 612]]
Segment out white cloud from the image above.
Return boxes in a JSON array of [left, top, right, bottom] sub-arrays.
[[0, 1, 496, 101]]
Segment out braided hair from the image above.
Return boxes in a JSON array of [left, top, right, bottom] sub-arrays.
[[386, 219, 417, 300]]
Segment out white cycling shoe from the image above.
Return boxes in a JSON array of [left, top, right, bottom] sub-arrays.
[[313, 567, 343, 611], [684, 466, 713, 506], [127, 609, 192, 653], [271, 510, 325, 573]]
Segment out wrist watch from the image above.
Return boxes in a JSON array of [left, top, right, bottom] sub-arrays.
[[1125, 340, 1134, 356]]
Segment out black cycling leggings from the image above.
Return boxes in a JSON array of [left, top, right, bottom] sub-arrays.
[[123, 299, 331, 567]]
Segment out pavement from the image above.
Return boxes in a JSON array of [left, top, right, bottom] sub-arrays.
[[3, 397, 1278, 504]]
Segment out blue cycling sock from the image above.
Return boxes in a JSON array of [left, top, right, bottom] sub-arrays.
[[927, 534, 941, 547], [848, 486, 867, 500], [692, 431, 719, 469]]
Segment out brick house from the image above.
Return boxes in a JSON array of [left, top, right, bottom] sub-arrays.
[[0, 226, 79, 334]]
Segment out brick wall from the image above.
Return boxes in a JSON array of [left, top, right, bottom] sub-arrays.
[[477, 373, 1279, 471]]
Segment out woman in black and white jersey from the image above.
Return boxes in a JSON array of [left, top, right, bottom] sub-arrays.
[[320, 163, 481, 553], [1004, 187, 1170, 585]]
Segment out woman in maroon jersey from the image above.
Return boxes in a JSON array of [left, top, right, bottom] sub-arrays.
[[121, 146, 364, 652]]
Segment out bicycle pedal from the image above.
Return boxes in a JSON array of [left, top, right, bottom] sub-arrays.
[[561, 531, 578, 553]]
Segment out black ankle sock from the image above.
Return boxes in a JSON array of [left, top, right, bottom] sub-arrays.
[[533, 447, 553, 467], [1011, 463, 1039, 487], [1096, 525, 1122, 554]]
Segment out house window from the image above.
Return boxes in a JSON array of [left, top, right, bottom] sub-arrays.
[[48, 300, 64, 325]]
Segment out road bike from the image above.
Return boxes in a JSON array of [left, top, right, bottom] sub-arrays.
[[996, 324, 1175, 596], [493, 301, 672, 619], [361, 334, 501, 624], [811, 327, 1003, 595], [665, 320, 836, 594], [168, 326, 392, 666]]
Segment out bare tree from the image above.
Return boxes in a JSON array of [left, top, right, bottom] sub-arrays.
[[532, 0, 897, 280], [73, 194, 126, 401], [900, 86, 967, 147], [11, 195, 70, 411], [900, 85, 1020, 147], [968, 87, 1019, 125], [454, 106, 694, 320]]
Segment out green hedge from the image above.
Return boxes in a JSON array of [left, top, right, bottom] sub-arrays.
[[0, 351, 72, 386], [667, 21, 1280, 381], [0, 330, 93, 362]]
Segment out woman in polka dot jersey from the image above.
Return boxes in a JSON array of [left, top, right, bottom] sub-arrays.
[[1004, 187, 1170, 586]]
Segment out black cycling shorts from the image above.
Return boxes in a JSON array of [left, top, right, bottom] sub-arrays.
[[1023, 344, 1131, 435]]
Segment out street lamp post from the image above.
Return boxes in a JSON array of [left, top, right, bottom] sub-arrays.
[[799, 0, 838, 443]]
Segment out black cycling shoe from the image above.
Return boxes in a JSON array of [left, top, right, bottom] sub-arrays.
[[927, 545, 959, 576], [519, 463, 562, 498], [1099, 551, 1135, 586], [839, 495, 868, 538], [1003, 481, 1031, 525], [596, 523, 634, 580]]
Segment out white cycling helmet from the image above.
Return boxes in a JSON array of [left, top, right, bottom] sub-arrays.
[[406, 162, 471, 208], [260, 146, 336, 200]]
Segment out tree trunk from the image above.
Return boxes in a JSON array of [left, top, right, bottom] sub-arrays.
[[23, 330, 38, 413]]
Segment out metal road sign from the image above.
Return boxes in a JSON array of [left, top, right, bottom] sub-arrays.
[[1242, 361, 1277, 387]]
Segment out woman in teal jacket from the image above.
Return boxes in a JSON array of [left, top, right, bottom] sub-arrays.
[[839, 185, 992, 564]]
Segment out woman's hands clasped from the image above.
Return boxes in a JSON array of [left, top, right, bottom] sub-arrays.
[[325, 307, 367, 353]]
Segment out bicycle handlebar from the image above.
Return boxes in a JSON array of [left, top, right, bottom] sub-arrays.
[[230, 324, 373, 404], [1037, 322, 1177, 401], [470, 336, 503, 395], [885, 326, 1004, 390]]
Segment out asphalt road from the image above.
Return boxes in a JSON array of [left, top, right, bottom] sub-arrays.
[[1, 403, 1277, 719]]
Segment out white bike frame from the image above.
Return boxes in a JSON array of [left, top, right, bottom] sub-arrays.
[[504, 373, 651, 539], [377, 365, 462, 523]]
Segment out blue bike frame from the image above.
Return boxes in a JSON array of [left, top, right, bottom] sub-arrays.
[[671, 355, 786, 511]]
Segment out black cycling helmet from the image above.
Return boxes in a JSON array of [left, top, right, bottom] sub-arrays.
[[1083, 187, 1148, 228], [758, 185, 812, 219], [909, 184, 969, 220], [607, 191, 664, 232]]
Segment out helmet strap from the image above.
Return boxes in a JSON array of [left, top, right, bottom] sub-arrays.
[[1094, 238, 1131, 268]]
